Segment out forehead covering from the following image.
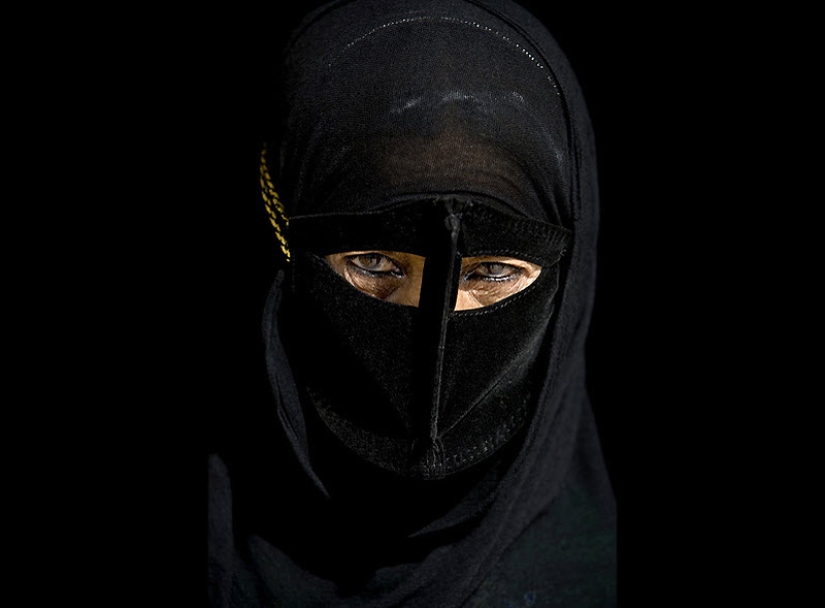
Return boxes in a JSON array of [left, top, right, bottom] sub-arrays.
[[278, 0, 573, 226]]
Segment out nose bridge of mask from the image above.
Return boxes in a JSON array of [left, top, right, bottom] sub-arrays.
[[415, 198, 465, 444]]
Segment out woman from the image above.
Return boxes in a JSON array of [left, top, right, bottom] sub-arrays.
[[209, 0, 615, 605]]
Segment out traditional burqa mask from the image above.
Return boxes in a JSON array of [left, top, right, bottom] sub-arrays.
[[269, 0, 574, 480]]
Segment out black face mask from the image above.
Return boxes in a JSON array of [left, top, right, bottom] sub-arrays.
[[280, 197, 569, 479]]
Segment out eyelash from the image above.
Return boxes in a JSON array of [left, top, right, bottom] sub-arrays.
[[345, 254, 523, 283], [346, 253, 404, 277], [463, 262, 521, 283]]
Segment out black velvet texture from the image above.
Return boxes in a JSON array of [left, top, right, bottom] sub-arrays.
[[283, 247, 559, 478], [208, 1, 615, 606], [283, 197, 569, 478], [288, 199, 570, 266]]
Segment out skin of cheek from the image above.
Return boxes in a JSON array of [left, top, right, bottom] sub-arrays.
[[381, 273, 422, 306], [326, 252, 425, 306], [347, 269, 400, 301], [456, 271, 541, 310]]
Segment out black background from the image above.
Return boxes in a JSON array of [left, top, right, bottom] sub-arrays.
[[41, 1, 792, 604]]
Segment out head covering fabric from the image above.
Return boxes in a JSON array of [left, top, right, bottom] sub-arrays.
[[208, 1, 615, 606]]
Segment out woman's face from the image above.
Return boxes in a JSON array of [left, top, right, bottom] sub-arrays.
[[325, 251, 541, 310]]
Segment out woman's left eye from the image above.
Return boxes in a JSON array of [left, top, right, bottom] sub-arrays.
[[347, 253, 402, 276], [465, 262, 520, 282]]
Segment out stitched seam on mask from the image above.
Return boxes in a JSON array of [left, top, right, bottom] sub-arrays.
[[328, 16, 560, 95], [480, 225, 560, 238], [472, 226, 570, 249], [450, 415, 517, 468], [493, 224, 568, 242], [444, 408, 527, 471], [471, 208, 569, 237], [448, 414, 519, 464], [466, 249, 563, 267]]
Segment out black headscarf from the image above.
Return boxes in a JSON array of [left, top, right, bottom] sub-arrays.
[[209, 1, 615, 605]]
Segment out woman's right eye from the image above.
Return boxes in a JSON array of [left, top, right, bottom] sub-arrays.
[[326, 250, 422, 305], [347, 253, 403, 276]]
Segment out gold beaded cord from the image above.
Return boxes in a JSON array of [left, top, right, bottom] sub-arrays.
[[260, 143, 291, 262]]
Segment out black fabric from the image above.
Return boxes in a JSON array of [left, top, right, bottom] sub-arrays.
[[283, 249, 558, 478], [288, 200, 570, 268], [208, 0, 615, 605], [283, 197, 570, 478]]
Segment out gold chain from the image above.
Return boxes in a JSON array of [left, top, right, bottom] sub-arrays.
[[260, 143, 291, 262]]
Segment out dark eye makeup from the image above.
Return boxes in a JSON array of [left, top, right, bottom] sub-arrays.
[[326, 250, 541, 309], [346, 253, 404, 277], [347, 254, 522, 283], [463, 262, 522, 283]]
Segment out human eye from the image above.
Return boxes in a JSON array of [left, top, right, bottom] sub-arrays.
[[457, 256, 542, 310], [346, 252, 403, 277], [463, 261, 522, 282], [325, 251, 424, 305]]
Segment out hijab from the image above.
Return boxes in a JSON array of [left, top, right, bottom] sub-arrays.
[[208, 1, 615, 605]]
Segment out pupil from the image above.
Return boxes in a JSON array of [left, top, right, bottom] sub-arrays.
[[362, 254, 382, 268]]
